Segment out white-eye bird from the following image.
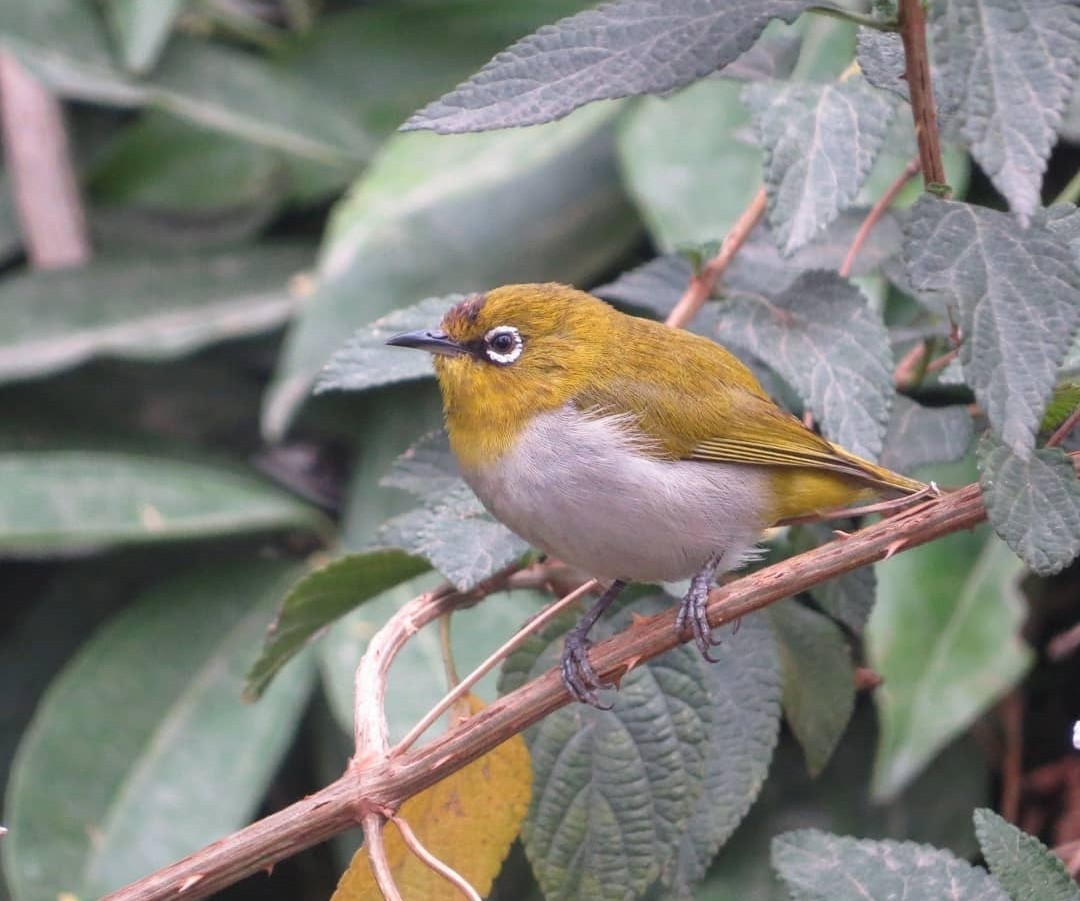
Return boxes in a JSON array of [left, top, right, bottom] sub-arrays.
[[387, 283, 923, 705]]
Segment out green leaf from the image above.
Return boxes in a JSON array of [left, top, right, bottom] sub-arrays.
[[381, 430, 459, 499], [767, 600, 854, 777], [715, 270, 894, 461], [2, 560, 316, 901], [501, 599, 781, 901], [379, 482, 529, 592], [879, 396, 973, 473], [937, 0, 1080, 222], [772, 831, 1011, 901], [244, 549, 430, 699], [316, 296, 453, 395], [974, 808, 1080, 901], [868, 530, 1033, 799], [743, 76, 897, 255], [905, 198, 1080, 456], [265, 103, 639, 438], [855, 29, 907, 101], [0, 244, 311, 386], [979, 436, 1080, 576], [103, 0, 184, 74], [403, 0, 823, 133]]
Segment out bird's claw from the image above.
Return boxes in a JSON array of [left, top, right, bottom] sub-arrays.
[[676, 556, 724, 660], [560, 627, 614, 709]]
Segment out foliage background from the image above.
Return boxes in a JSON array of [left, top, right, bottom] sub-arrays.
[[0, 0, 1079, 900]]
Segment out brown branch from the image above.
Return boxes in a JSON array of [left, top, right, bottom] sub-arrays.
[[665, 186, 767, 329], [999, 690, 1024, 823], [1047, 403, 1080, 448], [0, 51, 90, 269], [897, 0, 948, 191], [840, 156, 921, 279], [104, 475, 1001, 901]]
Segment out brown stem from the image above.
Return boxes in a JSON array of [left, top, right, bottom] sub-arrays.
[[999, 691, 1024, 822], [665, 187, 768, 329], [102, 473, 1007, 901], [1047, 403, 1080, 448], [840, 156, 921, 279], [897, 0, 948, 191], [0, 51, 90, 269]]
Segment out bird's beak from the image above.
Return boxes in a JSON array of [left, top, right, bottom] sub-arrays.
[[385, 329, 467, 357]]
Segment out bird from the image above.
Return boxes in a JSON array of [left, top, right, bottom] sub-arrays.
[[386, 283, 925, 705]]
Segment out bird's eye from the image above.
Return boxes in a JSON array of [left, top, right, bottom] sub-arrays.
[[483, 325, 523, 365]]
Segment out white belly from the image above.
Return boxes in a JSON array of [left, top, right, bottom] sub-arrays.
[[460, 406, 772, 583]]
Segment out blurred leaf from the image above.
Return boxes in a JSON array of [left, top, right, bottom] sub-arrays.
[[379, 482, 529, 592], [403, 0, 825, 133], [332, 695, 530, 901], [905, 199, 1080, 455], [715, 270, 893, 461], [772, 831, 1010, 901], [265, 103, 639, 438], [979, 437, 1080, 576], [2, 560, 316, 901], [618, 78, 761, 251], [501, 600, 780, 901], [0, 244, 311, 386], [868, 530, 1033, 799], [879, 396, 973, 473], [244, 549, 430, 699], [974, 808, 1080, 901], [767, 600, 854, 777], [104, 0, 184, 74], [937, 0, 1080, 222], [743, 77, 897, 255]]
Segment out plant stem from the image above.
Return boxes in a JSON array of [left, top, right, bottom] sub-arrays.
[[898, 0, 948, 192], [841, 156, 921, 279], [1054, 168, 1080, 206]]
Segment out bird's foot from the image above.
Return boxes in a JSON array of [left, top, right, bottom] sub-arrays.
[[560, 626, 613, 709], [675, 554, 724, 661]]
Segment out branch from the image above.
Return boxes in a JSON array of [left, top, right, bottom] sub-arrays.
[[840, 155, 920, 279], [897, 0, 948, 191], [104, 474, 1000, 901]]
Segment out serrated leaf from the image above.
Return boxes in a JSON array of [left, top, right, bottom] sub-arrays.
[[500, 599, 780, 901], [979, 437, 1080, 575], [103, 0, 184, 74], [767, 600, 854, 777], [744, 77, 897, 254], [265, 104, 639, 438], [0, 245, 310, 386], [715, 270, 893, 461], [869, 528, 1033, 799], [937, 0, 1080, 221], [332, 695, 530, 901], [880, 396, 974, 473], [772, 831, 1011, 901], [245, 549, 430, 699], [2, 561, 316, 901], [379, 482, 529, 592], [905, 198, 1080, 456], [404, 0, 822, 134], [855, 29, 907, 101], [316, 297, 454, 395], [974, 808, 1080, 901], [381, 430, 459, 499]]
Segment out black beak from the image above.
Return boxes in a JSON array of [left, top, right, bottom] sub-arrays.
[[385, 329, 466, 357]]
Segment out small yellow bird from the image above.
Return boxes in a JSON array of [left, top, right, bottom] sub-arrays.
[[388, 283, 924, 705]]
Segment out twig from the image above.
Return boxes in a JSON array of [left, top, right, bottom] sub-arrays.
[[392, 579, 598, 757], [390, 815, 481, 901], [893, 341, 929, 388], [361, 813, 404, 901], [840, 156, 921, 279], [665, 187, 768, 328], [999, 691, 1024, 823], [1047, 621, 1080, 661], [1054, 168, 1080, 207], [0, 51, 90, 269], [104, 466, 1026, 901], [1047, 403, 1080, 448], [898, 0, 948, 191]]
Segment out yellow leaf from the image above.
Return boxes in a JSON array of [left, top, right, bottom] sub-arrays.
[[332, 695, 532, 901]]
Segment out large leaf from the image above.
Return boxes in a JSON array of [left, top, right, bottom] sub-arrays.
[[879, 396, 974, 473], [500, 599, 780, 901], [103, 0, 184, 74], [868, 528, 1033, 799], [743, 76, 897, 255], [772, 831, 1010, 901], [0, 244, 311, 385], [2, 560, 316, 901], [937, 0, 1080, 221], [244, 549, 430, 699], [905, 199, 1080, 456], [974, 808, 1080, 901], [979, 437, 1080, 576], [403, 0, 824, 133]]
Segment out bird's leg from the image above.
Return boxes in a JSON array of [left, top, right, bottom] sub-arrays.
[[560, 579, 627, 707], [675, 553, 724, 661]]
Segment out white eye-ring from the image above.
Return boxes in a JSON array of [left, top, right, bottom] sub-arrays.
[[484, 325, 523, 365]]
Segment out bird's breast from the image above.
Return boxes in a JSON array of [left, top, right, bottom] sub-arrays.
[[459, 405, 773, 583]]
